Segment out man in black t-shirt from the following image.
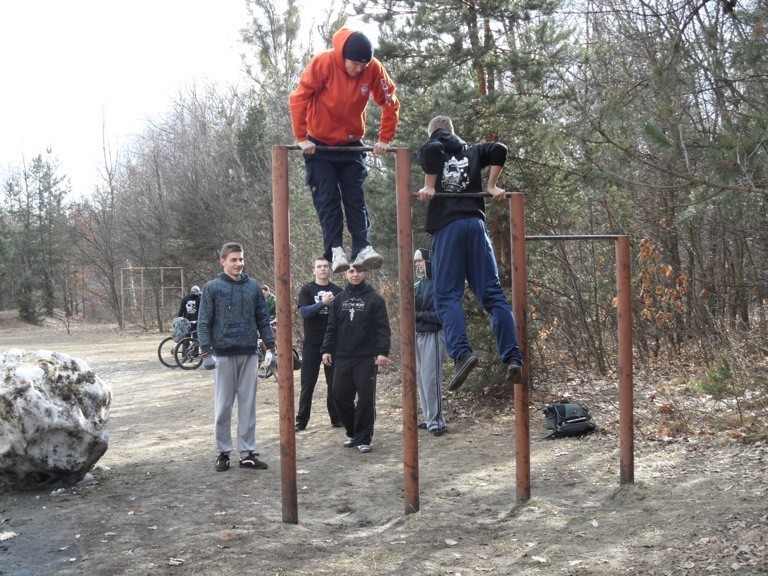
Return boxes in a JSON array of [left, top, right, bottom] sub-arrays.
[[295, 256, 343, 431]]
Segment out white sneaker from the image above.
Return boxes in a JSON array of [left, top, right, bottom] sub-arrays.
[[343, 437, 355, 447], [357, 444, 372, 453], [331, 247, 350, 274], [352, 246, 382, 271]]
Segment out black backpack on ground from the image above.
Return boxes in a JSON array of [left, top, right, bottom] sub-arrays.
[[543, 402, 597, 439]]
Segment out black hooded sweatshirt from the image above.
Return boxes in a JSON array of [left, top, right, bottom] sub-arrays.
[[416, 128, 507, 234], [321, 280, 391, 360]]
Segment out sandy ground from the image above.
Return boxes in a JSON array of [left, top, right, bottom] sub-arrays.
[[0, 318, 766, 575]]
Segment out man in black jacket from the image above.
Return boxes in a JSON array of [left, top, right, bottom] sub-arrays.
[[178, 285, 201, 326], [416, 115, 523, 392], [295, 256, 343, 431], [414, 248, 447, 436], [321, 266, 390, 453]]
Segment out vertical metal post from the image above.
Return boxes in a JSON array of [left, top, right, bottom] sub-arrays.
[[396, 148, 419, 514], [510, 193, 531, 501], [272, 145, 299, 523], [616, 236, 634, 484]]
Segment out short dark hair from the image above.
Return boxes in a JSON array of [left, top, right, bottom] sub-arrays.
[[261, 285, 270, 291], [219, 242, 243, 260]]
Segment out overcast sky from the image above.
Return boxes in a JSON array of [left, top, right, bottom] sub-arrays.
[[0, 0, 252, 194]]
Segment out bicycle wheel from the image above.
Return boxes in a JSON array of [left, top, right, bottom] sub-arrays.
[[158, 336, 178, 368], [292, 347, 301, 371], [174, 337, 203, 370]]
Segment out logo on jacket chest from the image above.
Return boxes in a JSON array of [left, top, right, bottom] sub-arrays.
[[342, 297, 365, 321], [361, 83, 369, 96]]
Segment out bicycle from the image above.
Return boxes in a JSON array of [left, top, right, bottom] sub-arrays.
[[258, 318, 301, 379], [157, 336, 178, 368], [174, 333, 202, 370]]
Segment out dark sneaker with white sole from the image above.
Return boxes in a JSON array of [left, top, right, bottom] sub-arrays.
[[447, 352, 478, 391], [215, 452, 230, 472], [239, 452, 268, 469]]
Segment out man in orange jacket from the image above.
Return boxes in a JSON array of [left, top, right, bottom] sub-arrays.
[[289, 28, 400, 274]]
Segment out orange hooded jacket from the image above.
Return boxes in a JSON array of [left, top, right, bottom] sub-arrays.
[[289, 28, 400, 146]]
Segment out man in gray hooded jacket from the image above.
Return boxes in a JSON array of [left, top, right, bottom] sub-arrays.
[[198, 242, 276, 473], [414, 248, 446, 436]]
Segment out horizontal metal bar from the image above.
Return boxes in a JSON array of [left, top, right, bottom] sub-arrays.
[[409, 190, 521, 198], [526, 234, 627, 241], [284, 145, 409, 153]]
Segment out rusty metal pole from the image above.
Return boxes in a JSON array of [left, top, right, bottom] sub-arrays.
[[272, 145, 298, 523], [616, 235, 634, 484], [396, 148, 419, 514], [510, 193, 531, 501]]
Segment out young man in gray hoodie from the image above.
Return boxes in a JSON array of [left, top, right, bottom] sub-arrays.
[[197, 242, 276, 472]]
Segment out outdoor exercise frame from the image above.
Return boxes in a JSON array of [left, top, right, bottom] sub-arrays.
[[271, 145, 634, 524]]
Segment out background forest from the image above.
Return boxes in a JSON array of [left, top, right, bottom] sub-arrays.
[[1, 0, 766, 431]]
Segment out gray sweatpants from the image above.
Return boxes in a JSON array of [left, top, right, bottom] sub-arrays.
[[416, 329, 446, 431], [213, 354, 259, 458]]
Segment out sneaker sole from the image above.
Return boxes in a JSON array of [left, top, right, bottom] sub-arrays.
[[353, 256, 383, 271], [446, 355, 479, 391], [333, 263, 350, 274], [239, 462, 268, 469]]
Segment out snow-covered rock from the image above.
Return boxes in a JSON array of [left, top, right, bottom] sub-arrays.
[[0, 349, 111, 489]]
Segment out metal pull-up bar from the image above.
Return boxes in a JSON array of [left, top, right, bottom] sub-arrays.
[[271, 145, 633, 524], [271, 145, 418, 524]]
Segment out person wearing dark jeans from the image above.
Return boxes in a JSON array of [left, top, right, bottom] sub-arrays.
[[417, 115, 523, 392], [295, 257, 343, 431], [321, 266, 390, 453], [289, 27, 400, 274]]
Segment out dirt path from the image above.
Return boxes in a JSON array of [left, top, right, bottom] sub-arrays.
[[1, 320, 766, 575]]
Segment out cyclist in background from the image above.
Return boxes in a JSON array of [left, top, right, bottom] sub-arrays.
[[178, 285, 201, 332]]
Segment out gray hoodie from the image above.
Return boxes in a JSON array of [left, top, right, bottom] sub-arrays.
[[197, 272, 275, 356]]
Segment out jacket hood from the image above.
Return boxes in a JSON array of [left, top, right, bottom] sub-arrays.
[[218, 272, 250, 283], [430, 128, 467, 155], [331, 27, 357, 69], [346, 279, 374, 294], [415, 248, 433, 279]]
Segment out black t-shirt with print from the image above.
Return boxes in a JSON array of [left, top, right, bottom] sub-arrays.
[[297, 280, 343, 345]]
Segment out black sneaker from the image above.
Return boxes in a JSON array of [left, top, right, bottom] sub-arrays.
[[215, 452, 230, 472], [330, 420, 343, 428], [506, 360, 522, 384], [239, 452, 268, 469], [430, 428, 444, 437], [295, 423, 306, 431], [417, 422, 428, 430], [447, 352, 478, 391]]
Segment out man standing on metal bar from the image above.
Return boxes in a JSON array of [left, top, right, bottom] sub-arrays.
[[289, 27, 400, 274], [416, 115, 523, 392]]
